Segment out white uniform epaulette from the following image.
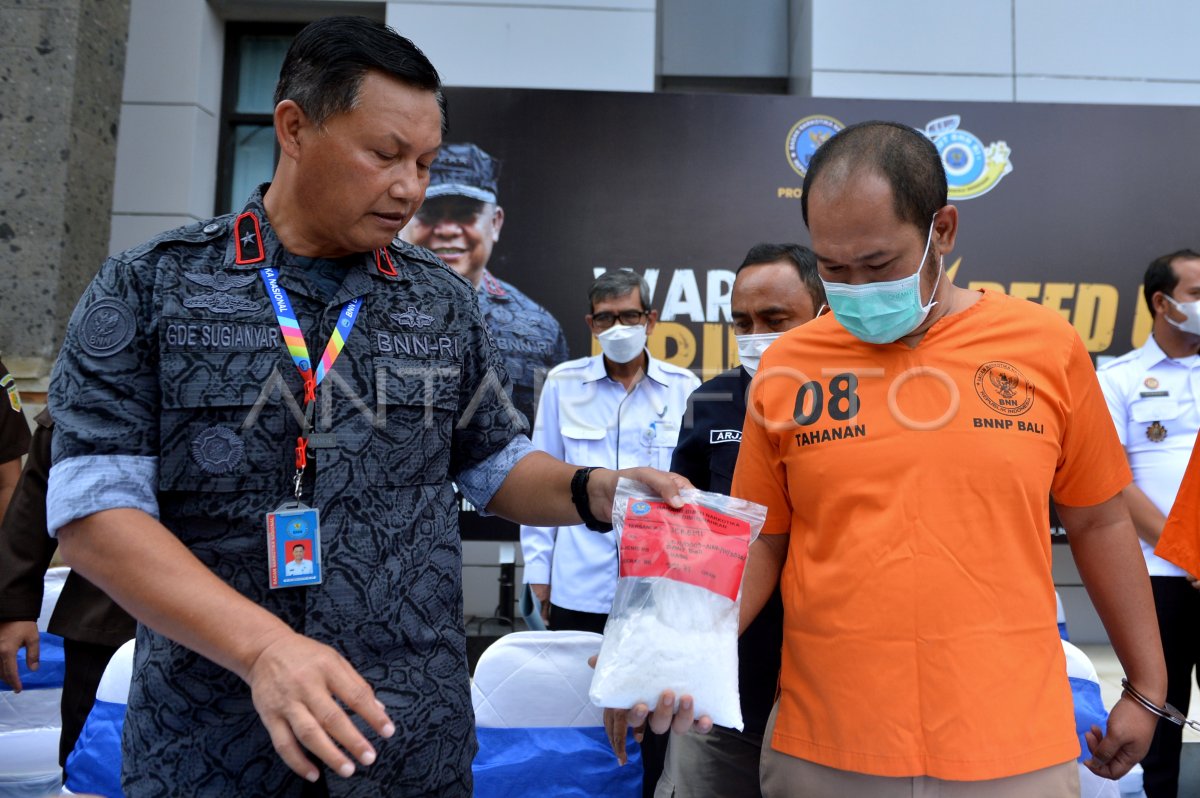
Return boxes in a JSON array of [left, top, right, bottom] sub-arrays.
[[546, 356, 597, 378], [654, 360, 700, 379], [1096, 347, 1141, 372]]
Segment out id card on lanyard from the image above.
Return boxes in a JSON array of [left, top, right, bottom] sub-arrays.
[[260, 266, 363, 589]]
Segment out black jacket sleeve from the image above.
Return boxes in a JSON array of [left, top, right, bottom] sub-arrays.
[[670, 387, 713, 492], [0, 409, 55, 621]]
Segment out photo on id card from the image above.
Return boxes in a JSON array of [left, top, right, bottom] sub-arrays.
[[267, 504, 322, 588]]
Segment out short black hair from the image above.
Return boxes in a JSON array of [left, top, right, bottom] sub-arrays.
[[292, 544, 305, 552], [801, 121, 947, 233], [589, 270, 652, 312], [1145, 249, 1200, 318], [737, 243, 826, 314], [274, 16, 447, 132]]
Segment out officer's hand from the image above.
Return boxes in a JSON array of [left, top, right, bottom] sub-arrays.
[[1187, 573, 1200, 591], [1084, 694, 1158, 780], [0, 620, 39, 692], [588, 468, 693, 523], [245, 629, 394, 783], [530, 583, 552, 627]]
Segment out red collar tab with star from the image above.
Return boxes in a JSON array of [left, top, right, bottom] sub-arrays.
[[481, 270, 508, 297], [375, 248, 397, 276], [234, 212, 265, 265]]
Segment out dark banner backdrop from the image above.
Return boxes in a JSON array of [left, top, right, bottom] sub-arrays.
[[441, 87, 1200, 376]]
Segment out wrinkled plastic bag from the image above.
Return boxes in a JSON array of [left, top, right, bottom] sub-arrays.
[[588, 479, 765, 730]]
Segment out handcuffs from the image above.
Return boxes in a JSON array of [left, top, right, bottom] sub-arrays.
[[1121, 679, 1200, 731]]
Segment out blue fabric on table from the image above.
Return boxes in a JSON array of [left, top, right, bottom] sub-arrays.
[[473, 726, 642, 797]]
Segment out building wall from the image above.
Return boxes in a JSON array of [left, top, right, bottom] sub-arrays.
[[654, 0, 1200, 104], [107, 0, 224, 256], [387, 0, 656, 92], [0, 0, 130, 386], [806, 0, 1200, 105]]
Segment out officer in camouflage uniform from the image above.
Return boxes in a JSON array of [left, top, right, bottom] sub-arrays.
[[399, 142, 569, 426], [47, 17, 689, 798]]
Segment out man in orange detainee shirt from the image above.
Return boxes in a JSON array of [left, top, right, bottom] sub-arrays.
[[731, 121, 1166, 797], [1156, 440, 1200, 583]]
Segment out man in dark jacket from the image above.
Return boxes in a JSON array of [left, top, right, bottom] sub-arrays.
[[658, 243, 823, 798], [0, 407, 136, 769]]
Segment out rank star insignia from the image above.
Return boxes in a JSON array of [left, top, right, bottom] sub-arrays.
[[234, 211, 265, 264], [1144, 377, 1160, 390], [1147, 421, 1167, 443]]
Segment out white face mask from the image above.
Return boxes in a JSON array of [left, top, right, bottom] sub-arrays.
[[1165, 296, 1200, 336], [596, 323, 647, 364], [735, 332, 781, 376]]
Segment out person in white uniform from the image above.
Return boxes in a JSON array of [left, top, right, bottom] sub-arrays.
[[1098, 248, 1200, 798], [521, 270, 700, 634], [284, 545, 313, 577]]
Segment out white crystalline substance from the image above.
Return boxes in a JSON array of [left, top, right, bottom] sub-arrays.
[[588, 578, 743, 731]]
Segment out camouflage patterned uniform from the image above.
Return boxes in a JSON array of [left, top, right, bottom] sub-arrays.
[[476, 268, 569, 426], [48, 186, 529, 797]]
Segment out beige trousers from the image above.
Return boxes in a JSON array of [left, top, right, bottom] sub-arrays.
[[758, 702, 1081, 798]]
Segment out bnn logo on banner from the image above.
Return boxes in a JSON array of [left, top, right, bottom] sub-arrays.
[[444, 88, 1200, 376]]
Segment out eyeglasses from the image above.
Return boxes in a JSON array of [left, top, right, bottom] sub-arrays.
[[590, 310, 648, 330]]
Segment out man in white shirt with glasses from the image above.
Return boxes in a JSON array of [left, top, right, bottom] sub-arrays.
[[521, 270, 700, 634]]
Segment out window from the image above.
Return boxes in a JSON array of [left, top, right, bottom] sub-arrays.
[[216, 23, 303, 215]]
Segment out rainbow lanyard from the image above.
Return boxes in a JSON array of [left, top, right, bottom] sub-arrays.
[[260, 267, 362, 391], [259, 267, 363, 498]]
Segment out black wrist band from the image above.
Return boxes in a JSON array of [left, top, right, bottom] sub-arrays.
[[571, 467, 614, 532]]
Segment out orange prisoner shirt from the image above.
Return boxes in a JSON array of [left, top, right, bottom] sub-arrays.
[[731, 290, 1131, 780], [1156, 435, 1200, 575]]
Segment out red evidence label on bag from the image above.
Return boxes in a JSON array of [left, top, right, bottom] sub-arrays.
[[618, 499, 752, 601]]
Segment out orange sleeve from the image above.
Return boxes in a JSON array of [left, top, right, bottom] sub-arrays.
[[1050, 331, 1132, 507], [1156, 436, 1200, 575], [731, 374, 792, 535]]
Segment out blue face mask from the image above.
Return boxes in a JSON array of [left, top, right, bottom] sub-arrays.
[[820, 216, 941, 344]]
